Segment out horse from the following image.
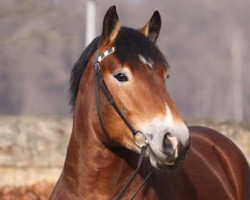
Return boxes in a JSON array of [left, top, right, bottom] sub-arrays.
[[50, 6, 250, 200]]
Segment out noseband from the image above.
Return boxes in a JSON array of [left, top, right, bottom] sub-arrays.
[[94, 47, 153, 200]]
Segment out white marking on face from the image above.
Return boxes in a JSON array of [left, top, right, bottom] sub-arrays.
[[164, 105, 189, 145], [166, 105, 174, 127], [138, 54, 154, 68]]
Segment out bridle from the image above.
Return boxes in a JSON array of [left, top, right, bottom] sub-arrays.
[[94, 48, 139, 141], [94, 47, 153, 200]]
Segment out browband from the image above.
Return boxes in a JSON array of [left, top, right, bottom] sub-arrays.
[[97, 47, 116, 62]]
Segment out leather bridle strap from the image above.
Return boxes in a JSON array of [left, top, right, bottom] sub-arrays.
[[129, 167, 154, 200], [94, 50, 138, 138], [114, 146, 148, 200], [94, 49, 153, 199], [94, 61, 112, 141]]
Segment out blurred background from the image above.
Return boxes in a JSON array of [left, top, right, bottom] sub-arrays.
[[1, 0, 250, 120], [0, 0, 250, 199]]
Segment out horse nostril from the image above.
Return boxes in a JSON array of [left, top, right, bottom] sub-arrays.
[[163, 132, 175, 156], [164, 132, 171, 147]]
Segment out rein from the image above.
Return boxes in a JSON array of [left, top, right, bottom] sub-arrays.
[[94, 48, 153, 199]]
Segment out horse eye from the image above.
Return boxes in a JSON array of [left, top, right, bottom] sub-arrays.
[[114, 73, 129, 82], [166, 74, 170, 79]]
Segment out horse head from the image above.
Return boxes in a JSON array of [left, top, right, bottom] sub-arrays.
[[77, 6, 190, 169]]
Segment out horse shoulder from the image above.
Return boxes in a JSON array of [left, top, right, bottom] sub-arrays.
[[185, 126, 250, 200]]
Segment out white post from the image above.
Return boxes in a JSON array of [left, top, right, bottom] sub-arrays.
[[231, 30, 244, 121], [85, 0, 96, 47]]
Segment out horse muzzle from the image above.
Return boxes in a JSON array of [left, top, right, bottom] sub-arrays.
[[135, 126, 190, 169]]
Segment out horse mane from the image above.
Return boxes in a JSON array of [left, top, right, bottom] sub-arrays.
[[69, 36, 99, 108], [69, 27, 168, 109]]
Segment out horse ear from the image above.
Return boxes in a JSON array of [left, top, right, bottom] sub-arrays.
[[141, 11, 161, 42], [100, 5, 121, 46]]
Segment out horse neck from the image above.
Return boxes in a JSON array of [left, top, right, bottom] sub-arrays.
[[61, 67, 138, 199]]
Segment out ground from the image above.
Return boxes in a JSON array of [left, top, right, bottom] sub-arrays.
[[0, 182, 54, 200]]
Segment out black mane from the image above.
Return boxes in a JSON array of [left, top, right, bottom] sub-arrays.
[[69, 27, 168, 108]]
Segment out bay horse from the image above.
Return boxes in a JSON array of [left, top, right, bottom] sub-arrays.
[[50, 6, 250, 200]]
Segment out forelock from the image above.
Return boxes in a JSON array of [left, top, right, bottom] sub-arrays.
[[115, 27, 168, 68]]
